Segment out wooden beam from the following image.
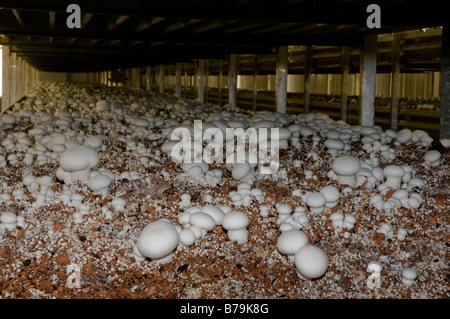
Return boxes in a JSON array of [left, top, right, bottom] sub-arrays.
[[218, 60, 223, 106], [341, 46, 350, 121], [440, 25, 450, 138], [49, 11, 56, 28], [360, 34, 378, 126], [175, 62, 182, 98], [2, 46, 11, 112], [159, 65, 165, 94], [390, 32, 401, 130], [107, 15, 129, 31], [12, 9, 25, 28], [197, 59, 205, 103], [304, 46, 312, 113], [252, 55, 259, 111], [276, 46, 288, 114], [228, 54, 238, 107]]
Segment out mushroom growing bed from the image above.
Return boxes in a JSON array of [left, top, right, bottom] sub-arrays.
[[0, 81, 448, 299]]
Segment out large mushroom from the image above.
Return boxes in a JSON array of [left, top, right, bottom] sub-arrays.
[[135, 219, 179, 263], [332, 156, 361, 187], [59, 144, 100, 183]]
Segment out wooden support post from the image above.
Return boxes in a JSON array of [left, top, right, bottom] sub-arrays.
[[146, 66, 151, 91], [205, 60, 209, 104], [360, 34, 377, 126], [252, 55, 259, 111], [391, 32, 401, 131], [184, 64, 188, 97], [304, 46, 312, 113], [175, 63, 182, 98], [10, 52, 17, 105], [228, 54, 238, 107], [440, 25, 450, 138], [2, 46, 10, 112], [197, 59, 205, 103], [159, 65, 165, 94], [341, 47, 350, 121], [218, 60, 223, 106], [276, 46, 288, 114]]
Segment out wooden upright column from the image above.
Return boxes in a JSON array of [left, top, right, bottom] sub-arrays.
[[360, 34, 377, 126], [1, 46, 10, 112], [175, 63, 182, 98], [252, 55, 259, 111], [197, 60, 205, 103], [218, 60, 223, 106], [159, 65, 165, 94], [341, 47, 350, 122], [304, 46, 312, 113], [228, 54, 238, 107], [276, 46, 288, 114], [440, 25, 450, 138], [391, 33, 401, 131]]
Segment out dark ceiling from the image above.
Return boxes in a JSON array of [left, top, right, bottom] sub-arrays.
[[0, 0, 448, 73]]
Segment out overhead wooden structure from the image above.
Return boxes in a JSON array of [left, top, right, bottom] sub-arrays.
[[0, 0, 449, 73]]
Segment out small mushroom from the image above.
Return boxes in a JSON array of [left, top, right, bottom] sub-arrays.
[[401, 268, 418, 287], [332, 156, 361, 187], [306, 192, 326, 214], [424, 150, 441, 167], [320, 185, 340, 208], [383, 165, 405, 189], [276, 229, 308, 261], [88, 174, 112, 197], [294, 244, 328, 280], [221, 211, 249, 244]]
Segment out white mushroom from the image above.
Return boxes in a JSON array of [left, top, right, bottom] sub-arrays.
[[320, 185, 340, 208], [221, 211, 249, 244], [135, 219, 179, 263], [332, 156, 361, 187], [424, 150, 441, 167], [306, 192, 326, 214], [88, 174, 112, 197], [276, 229, 308, 261], [59, 144, 100, 183], [294, 244, 328, 280], [401, 268, 418, 287], [383, 165, 405, 189]]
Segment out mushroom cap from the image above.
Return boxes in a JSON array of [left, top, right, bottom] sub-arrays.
[[306, 192, 326, 208], [136, 220, 179, 260], [84, 135, 104, 149], [276, 229, 308, 255], [324, 138, 345, 150], [424, 150, 441, 163], [88, 174, 112, 191], [59, 145, 100, 172], [294, 244, 329, 279], [383, 165, 405, 177], [222, 211, 249, 230], [332, 156, 360, 176], [277, 203, 292, 215], [1, 212, 18, 224], [320, 185, 340, 203], [396, 128, 413, 144], [402, 268, 418, 280], [179, 228, 196, 246], [189, 212, 216, 231], [408, 177, 425, 189], [201, 205, 225, 225], [231, 161, 252, 180]]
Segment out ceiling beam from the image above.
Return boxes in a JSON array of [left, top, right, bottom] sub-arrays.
[[12, 9, 25, 28]]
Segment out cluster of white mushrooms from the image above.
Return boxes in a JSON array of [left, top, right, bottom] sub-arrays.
[[2, 81, 446, 288]]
